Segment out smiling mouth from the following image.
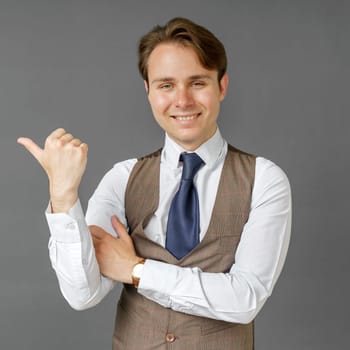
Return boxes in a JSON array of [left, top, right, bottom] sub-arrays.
[[171, 113, 201, 121]]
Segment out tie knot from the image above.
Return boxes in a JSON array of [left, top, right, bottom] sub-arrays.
[[180, 152, 203, 180]]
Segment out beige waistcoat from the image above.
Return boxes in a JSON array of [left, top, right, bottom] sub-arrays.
[[112, 145, 256, 350]]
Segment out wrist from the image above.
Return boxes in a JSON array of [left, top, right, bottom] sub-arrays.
[[50, 191, 78, 213]]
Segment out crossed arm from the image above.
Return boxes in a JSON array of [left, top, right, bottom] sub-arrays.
[[19, 128, 291, 323]]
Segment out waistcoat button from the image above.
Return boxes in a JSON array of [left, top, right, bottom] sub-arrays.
[[165, 333, 176, 343]]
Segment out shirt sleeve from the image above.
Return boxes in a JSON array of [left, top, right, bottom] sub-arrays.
[[46, 159, 137, 310], [138, 157, 292, 324]]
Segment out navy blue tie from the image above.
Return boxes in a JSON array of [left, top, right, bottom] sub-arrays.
[[166, 152, 204, 259]]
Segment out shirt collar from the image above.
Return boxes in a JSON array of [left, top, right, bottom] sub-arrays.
[[162, 128, 227, 170]]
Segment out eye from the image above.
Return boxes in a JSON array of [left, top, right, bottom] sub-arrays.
[[191, 80, 205, 88], [159, 83, 173, 90]]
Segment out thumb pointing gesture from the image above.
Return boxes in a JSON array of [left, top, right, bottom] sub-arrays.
[[17, 137, 44, 166], [17, 128, 88, 213]]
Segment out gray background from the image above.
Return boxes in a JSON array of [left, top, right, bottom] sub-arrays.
[[1, 0, 349, 349]]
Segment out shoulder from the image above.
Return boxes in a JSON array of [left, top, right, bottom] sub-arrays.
[[137, 148, 163, 161], [226, 144, 256, 170], [255, 157, 290, 184], [111, 158, 138, 174], [102, 158, 138, 181], [94, 158, 138, 193], [253, 156, 291, 202], [102, 148, 163, 183], [227, 144, 256, 158]]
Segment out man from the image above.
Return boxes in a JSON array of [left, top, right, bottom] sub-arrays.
[[18, 17, 291, 350]]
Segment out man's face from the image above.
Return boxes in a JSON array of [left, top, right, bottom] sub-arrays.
[[145, 43, 228, 151]]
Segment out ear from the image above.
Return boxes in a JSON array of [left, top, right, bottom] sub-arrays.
[[219, 74, 229, 101], [144, 80, 149, 94]]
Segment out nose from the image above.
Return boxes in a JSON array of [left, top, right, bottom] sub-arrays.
[[174, 87, 194, 109]]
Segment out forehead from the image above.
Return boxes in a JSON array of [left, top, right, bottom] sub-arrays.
[[147, 43, 216, 81]]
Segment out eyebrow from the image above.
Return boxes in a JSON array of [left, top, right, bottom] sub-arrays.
[[150, 74, 213, 86]]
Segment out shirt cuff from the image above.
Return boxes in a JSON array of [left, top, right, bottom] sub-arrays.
[[138, 259, 177, 307], [45, 199, 88, 243]]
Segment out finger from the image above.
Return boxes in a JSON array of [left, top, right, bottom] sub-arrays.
[[71, 138, 82, 146], [17, 137, 44, 163], [45, 128, 67, 145], [50, 128, 67, 139], [45, 128, 67, 147], [111, 216, 129, 239], [80, 143, 88, 152], [89, 225, 108, 239], [59, 133, 75, 143], [91, 234, 100, 247]]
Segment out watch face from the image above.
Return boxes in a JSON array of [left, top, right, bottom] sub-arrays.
[[133, 263, 144, 279]]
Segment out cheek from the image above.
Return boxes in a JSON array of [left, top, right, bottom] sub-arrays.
[[197, 91, 220, 113], [149, 94, 170, 115]]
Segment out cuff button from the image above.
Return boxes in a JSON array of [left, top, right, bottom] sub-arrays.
[[66, 222, 76, 231]]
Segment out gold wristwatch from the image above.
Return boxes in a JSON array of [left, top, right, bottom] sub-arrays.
[[131, 258, 145, 288]]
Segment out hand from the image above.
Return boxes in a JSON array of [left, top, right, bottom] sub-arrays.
[[17, 128, 88, 212], [90, 216, 140, 284]]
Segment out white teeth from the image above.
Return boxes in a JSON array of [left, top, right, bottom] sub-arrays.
[[175, 114, 198, 121]]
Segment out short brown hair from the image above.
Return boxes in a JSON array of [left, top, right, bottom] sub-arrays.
[[138, 17, 227, 83]]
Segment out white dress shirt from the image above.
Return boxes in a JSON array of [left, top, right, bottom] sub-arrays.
[[46, 129, 292, 324]]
